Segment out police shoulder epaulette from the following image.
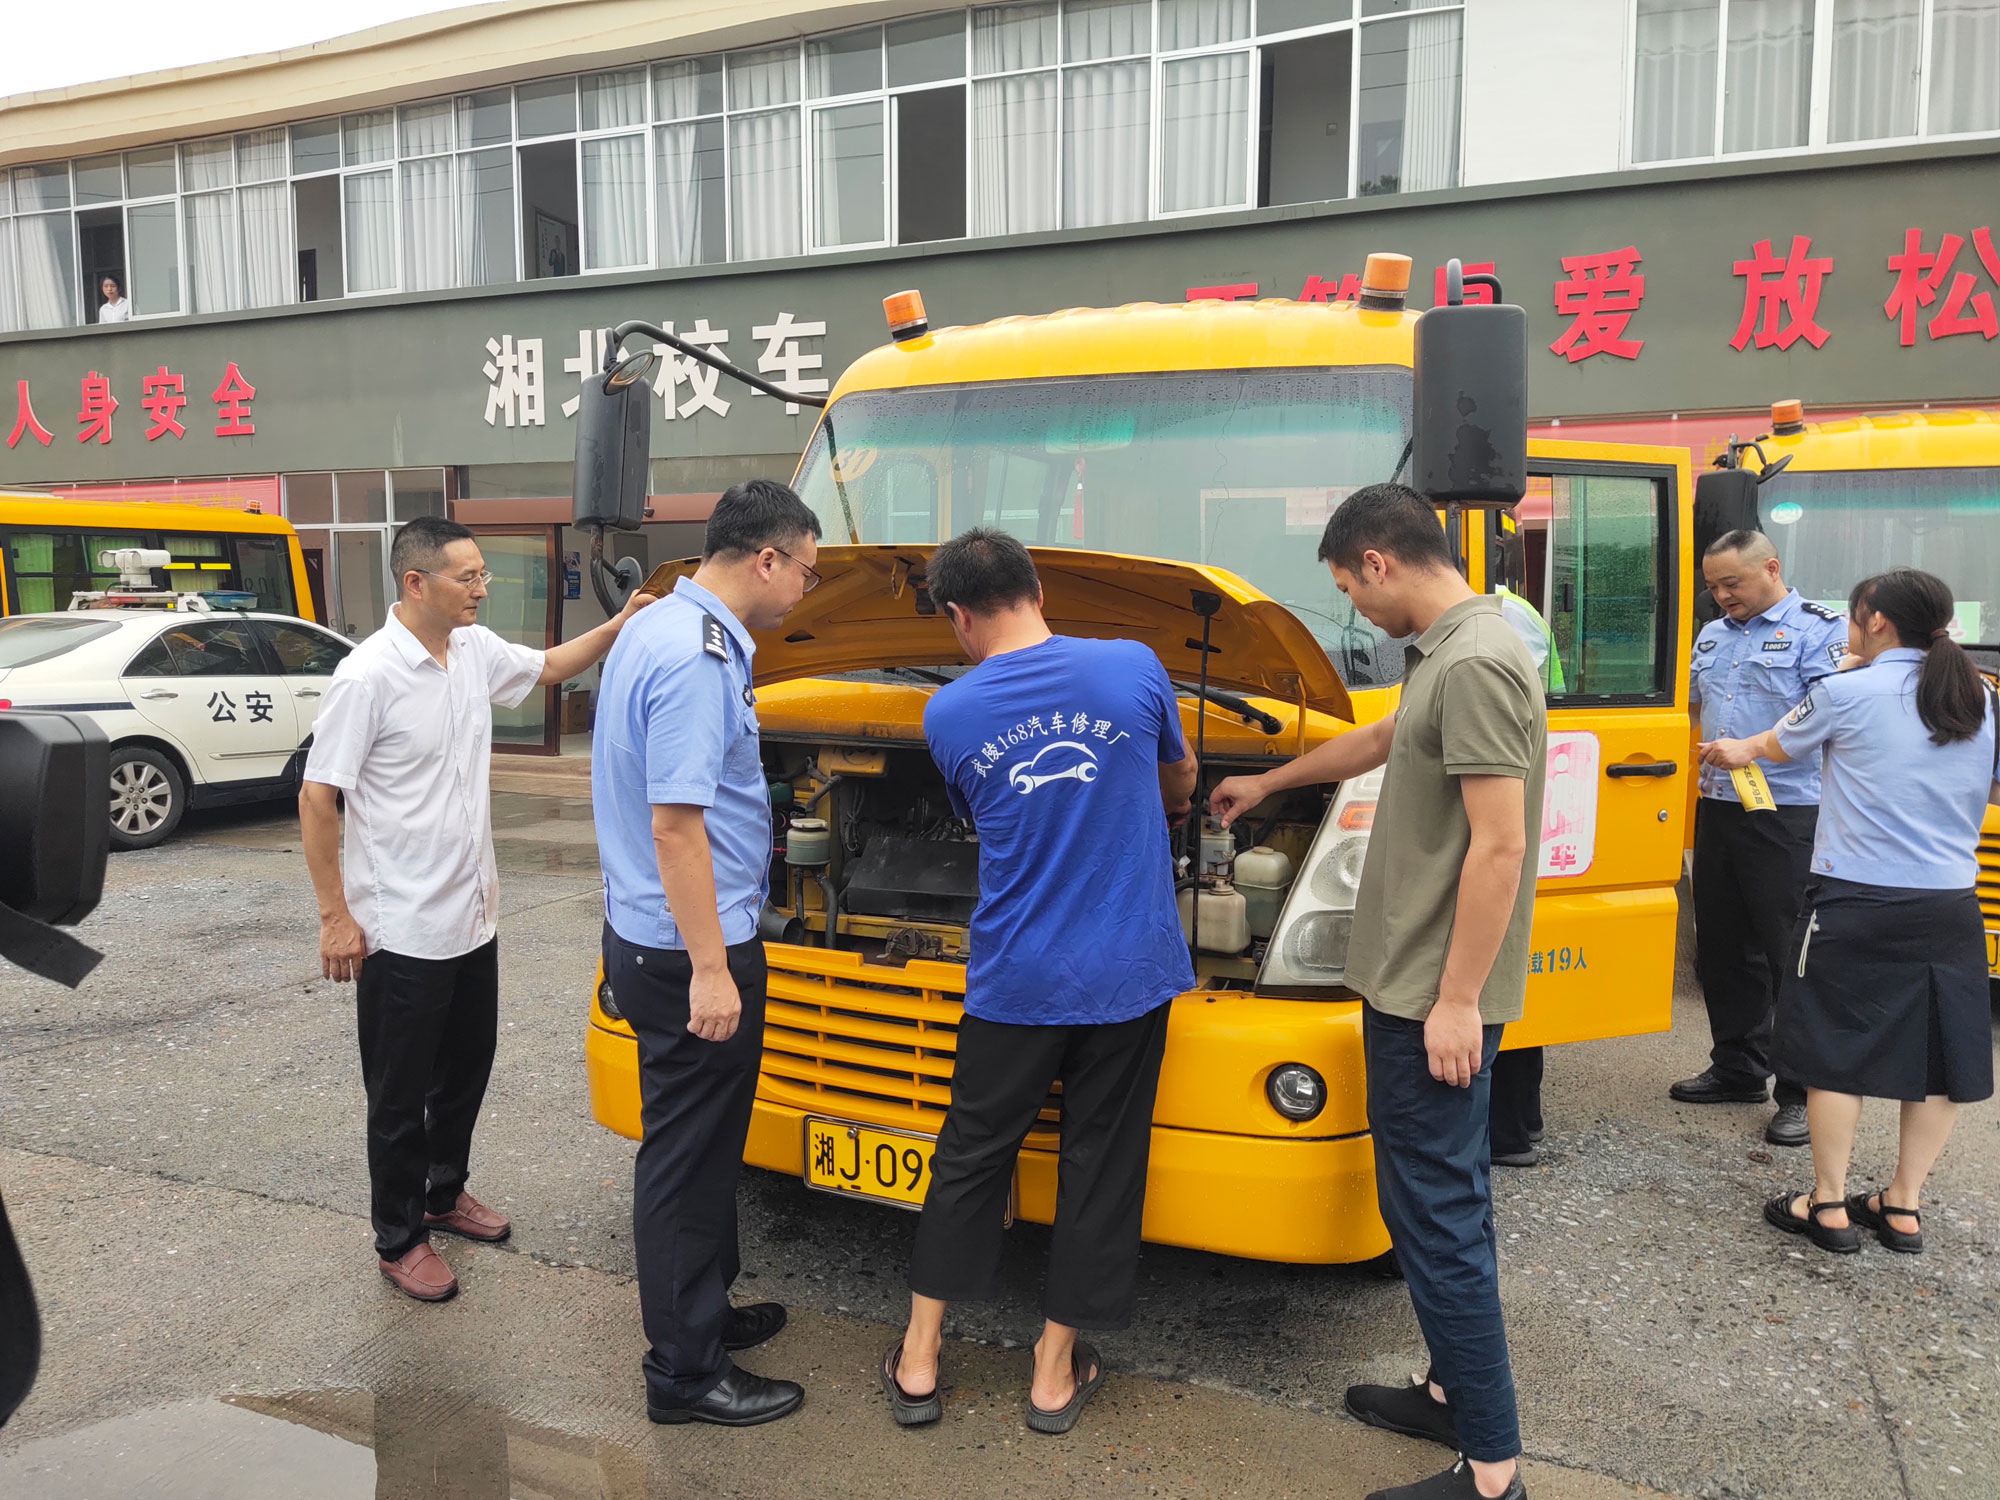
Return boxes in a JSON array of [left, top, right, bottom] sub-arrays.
[[1798, 600, 1842, 621], [701, 614, 728, 661]]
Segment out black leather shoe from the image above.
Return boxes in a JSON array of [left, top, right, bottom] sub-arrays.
[[1669, 1068, 1769, 1104], [1764, 1102, 1810, 1148], [1344, 1376, 1457, 1448], [1492, 1147, 1540, 1169], [723, 1301, 788, 1352], [649, 1366, 804, 1427]]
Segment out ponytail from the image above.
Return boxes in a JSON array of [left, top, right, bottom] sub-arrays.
[[1847, 569, 1987, 745]]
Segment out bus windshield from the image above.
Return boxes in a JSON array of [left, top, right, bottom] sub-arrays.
[[793, 368, 1414, 687], [1759, 466, 2000, 647]]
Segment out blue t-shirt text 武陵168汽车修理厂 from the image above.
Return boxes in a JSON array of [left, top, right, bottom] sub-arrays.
[[922, 634, 1196, 1027]]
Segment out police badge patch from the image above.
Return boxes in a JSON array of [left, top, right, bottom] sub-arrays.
[[1697, 639, 1717, 652], [1785, 694, 1817, 727], [702, 614, 728, 660], [1826, 642, 1845, 668]]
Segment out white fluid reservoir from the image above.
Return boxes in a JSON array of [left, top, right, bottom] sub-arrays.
[[1231, 845, 1296, 939], [1198, 819, 1235, 876], [1178, 881, 1251, 955]]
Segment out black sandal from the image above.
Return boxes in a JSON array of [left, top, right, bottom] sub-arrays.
[[1847, 1191, 1924, 1255], [1026, 1339, 1106, 1435], [1764, 1191, 1861, 1254], [879, 1338, 944, 1426]]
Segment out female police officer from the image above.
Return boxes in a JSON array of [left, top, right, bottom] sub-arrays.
[[1700, 568, 1998, 1255]]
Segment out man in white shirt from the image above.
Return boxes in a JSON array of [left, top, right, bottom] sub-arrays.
[[301, 516, 654, 1301], [97, 276, 131, 323]]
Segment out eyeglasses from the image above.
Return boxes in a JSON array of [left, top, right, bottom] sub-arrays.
[[772, 546, 822, 593], [422, 568, 493, 589]]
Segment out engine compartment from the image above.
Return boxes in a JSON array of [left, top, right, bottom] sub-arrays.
[[759, 704, 1331, 986]]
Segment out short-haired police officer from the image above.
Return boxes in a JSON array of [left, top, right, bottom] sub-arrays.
[[592, 478, 823, 1427], [1675, 529, 1847, 1148]]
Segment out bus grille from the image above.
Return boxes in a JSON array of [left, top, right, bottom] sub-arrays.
[[759, 949, 1059, 1144]]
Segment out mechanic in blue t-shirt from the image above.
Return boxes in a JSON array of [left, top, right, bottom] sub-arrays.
[[879, 529, 1197, 1438]]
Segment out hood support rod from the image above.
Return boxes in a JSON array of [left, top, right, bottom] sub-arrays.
[[1186, 589, 1222, 964]]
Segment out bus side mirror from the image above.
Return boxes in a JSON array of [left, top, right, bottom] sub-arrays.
[[1411, 283, 1527, 507], [572, 357, 655, 531], [1691, 468, 1763, 625]]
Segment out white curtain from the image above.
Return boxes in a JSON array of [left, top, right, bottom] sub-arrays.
[[1063, 0, 1149, 61], [812, 102, 885, 248], [729, 108, 802, 259], [236, 128, 287, 183], [655, 59, 716, 119], [0, 221, 22, 334], [345, 111, 395, 166], [1830, 0, 1920, 142], [398, 102, 454, 158], [182, 138, 233, 191], [972, 73, 1057, 235], [729, 44, 801, 110], [401, 155, 456, 290], [343, 170, 396, 293], [1159, 0, 1249, 51], [239, 181, 293, 307], [185, 191, 239, 313], [583, 134, 648, 268], [1160, 53, 1249, 212], [1400, 11, 1462, 193], [456, 146, 514, 284], [583, 69, 648, 130], [1063, 61, 1149, 228], [973, 1, 1056, 72], [657, 121, 721, 265], [1632, 0, 1718, 161], [1723, 0, 1814, 152], [1929, 0, 2000, 135], [17, 213, 75, 328]]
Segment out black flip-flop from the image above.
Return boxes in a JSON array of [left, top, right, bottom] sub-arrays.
[[1026, 1339, 1105, 1435], [1847, 1191, 1924, 1254], [1763, 1190, 1861, 1254], [879, 1338, 943, 1426]]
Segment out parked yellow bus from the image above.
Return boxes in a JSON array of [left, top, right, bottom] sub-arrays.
[[0, 492, 313, 621], [1714, 404, 2000, 980], [584, 290, 1694, 1264]]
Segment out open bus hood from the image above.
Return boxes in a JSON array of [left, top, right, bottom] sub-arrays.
[[642, 545, 1354, 722]]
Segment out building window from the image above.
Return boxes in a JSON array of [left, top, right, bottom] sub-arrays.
[[1632, 0, 2000, 164]]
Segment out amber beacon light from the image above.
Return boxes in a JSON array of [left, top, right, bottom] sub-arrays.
[[884, 290, 929, 341], [1358, 252, 1412, 311], [1771, 398, 1806, 435]]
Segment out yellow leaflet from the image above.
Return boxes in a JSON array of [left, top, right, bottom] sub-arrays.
[[1731, 762, 1776, 812]]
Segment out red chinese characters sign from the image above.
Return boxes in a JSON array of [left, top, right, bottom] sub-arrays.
[[1550, 247, 1646, 363], [1885, 227, 2000, 345], [5, 363, 258, 450], [1730, 235, 1832, 351]]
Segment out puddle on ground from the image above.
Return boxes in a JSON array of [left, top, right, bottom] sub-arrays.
[[0, 1390, 648, 1498]]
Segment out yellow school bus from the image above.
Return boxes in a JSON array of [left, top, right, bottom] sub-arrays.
[[585, 293, 1694, 1264], [0, 492, 313, 620], [1718, 404, 2000, 980]]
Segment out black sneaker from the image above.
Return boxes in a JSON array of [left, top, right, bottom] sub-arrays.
[[1366, 1458, 1526, 1500], [1669, 1068, 1769, 1104], [1491, 1148, 1540, 1169], [1344, 1376, 1457, 1448], [1764, 1103, 1810, 1148]]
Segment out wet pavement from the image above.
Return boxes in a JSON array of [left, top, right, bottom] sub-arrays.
[[1, 793, 1996, 1498]]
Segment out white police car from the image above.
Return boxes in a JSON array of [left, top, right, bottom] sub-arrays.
[[0, 593, 350, 849]]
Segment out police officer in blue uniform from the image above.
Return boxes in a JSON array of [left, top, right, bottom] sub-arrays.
[[1674, 529, 1848, 1148], [592, 479, 824, 1427]]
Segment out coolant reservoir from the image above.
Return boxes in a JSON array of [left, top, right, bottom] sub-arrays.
[[1231, 845, 1296, 939], [784, 817, 831, 866], [1198, 818, 1235, 876], [1178, 881, 1251, 955]]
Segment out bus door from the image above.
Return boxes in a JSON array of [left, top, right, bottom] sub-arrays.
[[1487, 446, 1690, 1046]]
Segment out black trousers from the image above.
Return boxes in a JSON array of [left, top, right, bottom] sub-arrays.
[[908, 1002, 1171, 1331], [355, 939, 500, 1260], [607, 927, 767, 1406], [1488, 1046, 1544, 1158], [1692, 798, 1815, 1105]]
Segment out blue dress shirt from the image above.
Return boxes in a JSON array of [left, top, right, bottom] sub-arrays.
[[1690, 588, 1848, 805], [593, 577, 772, 949]]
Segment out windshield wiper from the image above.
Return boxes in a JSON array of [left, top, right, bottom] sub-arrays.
[[1174, 681, 1283, 735]]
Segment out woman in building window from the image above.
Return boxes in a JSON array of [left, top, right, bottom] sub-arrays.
[[1700, 568, 1999, 1256], [97, 276, 131, 324]]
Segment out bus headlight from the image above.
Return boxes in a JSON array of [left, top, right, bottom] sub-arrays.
[[1266, 1063, 1327, 1121], [596, 973, 622, 1021], [1255, 769, 1382, 995]]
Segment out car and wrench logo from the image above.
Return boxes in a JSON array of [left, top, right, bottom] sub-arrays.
[[1009, 741, 1099, 794]]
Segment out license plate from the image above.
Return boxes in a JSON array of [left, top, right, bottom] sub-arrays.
[[804, 1119, 935, 1210], [1988, 929, 1999, 977]]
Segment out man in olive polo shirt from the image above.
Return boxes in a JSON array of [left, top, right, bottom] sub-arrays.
[[1212, 484, 1544, 1500]]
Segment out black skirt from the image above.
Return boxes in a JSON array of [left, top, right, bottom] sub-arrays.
[[1771, 877, 1994, 1104]]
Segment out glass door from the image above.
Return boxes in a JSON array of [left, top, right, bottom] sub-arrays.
[[473, 527, 559, 753]]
